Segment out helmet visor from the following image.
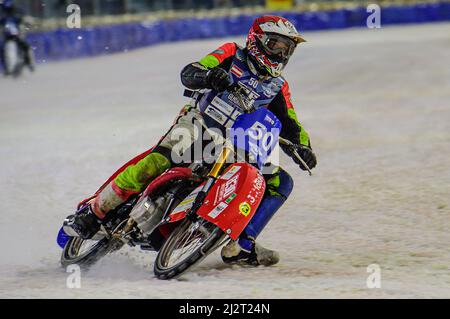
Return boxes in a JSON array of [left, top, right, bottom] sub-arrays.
[[261, 33, 296, 63]]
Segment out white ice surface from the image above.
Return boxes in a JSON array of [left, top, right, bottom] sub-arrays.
[[0, 23, 449, 298]]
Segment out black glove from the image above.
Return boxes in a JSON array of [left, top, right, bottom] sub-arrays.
[[281, 144, 317, 171], [205, 68, 233, 92]]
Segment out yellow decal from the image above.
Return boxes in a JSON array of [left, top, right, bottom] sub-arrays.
[[239, 202, 251, 217]]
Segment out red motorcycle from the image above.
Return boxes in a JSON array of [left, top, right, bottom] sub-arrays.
[[57, 105, 305, 279]]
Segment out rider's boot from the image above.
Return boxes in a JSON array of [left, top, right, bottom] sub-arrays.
[[64, 204, 102, 239], [221, 167, 294, 266], [221, 236, 280, 266]]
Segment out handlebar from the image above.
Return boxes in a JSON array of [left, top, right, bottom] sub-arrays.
[[279, 137, 313, 176]]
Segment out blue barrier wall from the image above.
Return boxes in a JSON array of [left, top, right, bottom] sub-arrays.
[[9, 2, 450, 65]]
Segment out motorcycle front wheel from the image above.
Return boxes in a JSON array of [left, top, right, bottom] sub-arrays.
[[154, 219, 226, 280], [4, 40, 19, 75]]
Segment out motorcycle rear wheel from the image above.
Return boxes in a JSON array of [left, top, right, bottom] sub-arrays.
[[154, 219, 226, 280], [60, 236, 123, 268]]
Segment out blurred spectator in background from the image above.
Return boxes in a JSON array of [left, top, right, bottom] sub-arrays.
[[0, 0, 34, 72]]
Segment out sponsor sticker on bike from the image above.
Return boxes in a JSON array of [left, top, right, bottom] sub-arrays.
[[208, 202, 228, 219], [215, 174, 239, 205], [224, 175, 239, 196], [245, 175, 264, 205], [239, 202, 251, 217], [225, 193, 237, 204], [219, 166, 241, 180], [211, 96, 235, 116], [172, 185, 202, 215], [253, 174, 264, 191], [205, 105, 227, 125], [246, 194, 256, 205]]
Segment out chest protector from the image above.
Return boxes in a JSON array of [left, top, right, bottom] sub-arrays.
[[198, 49, 285, 132]]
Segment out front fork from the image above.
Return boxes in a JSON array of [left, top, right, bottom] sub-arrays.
[[187, 145, 233, 220]]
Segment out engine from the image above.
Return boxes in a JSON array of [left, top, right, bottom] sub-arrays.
[[129, 195, 170, 236]]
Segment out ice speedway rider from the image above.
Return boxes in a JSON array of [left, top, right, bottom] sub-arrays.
[[0, 0, 34, 74], [66, 15, 318, 266]]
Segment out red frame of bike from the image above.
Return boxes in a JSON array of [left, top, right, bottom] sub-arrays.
[[166, 163, 266, 240], [78, 149, 266, 241]]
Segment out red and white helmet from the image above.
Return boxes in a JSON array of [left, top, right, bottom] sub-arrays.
[[247, 15, 305, 77]]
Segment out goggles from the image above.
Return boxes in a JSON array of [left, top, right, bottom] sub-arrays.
[[260, 33, 297, 63]]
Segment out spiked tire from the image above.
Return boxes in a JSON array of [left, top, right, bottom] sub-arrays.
[[60, 236, 123, 269], [154, 219, 226, 280]]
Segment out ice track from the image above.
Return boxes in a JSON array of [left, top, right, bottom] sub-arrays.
[[0, 23, 449, 298]]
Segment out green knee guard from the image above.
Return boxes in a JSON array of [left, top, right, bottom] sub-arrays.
[[114, 152, 171, 192]]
